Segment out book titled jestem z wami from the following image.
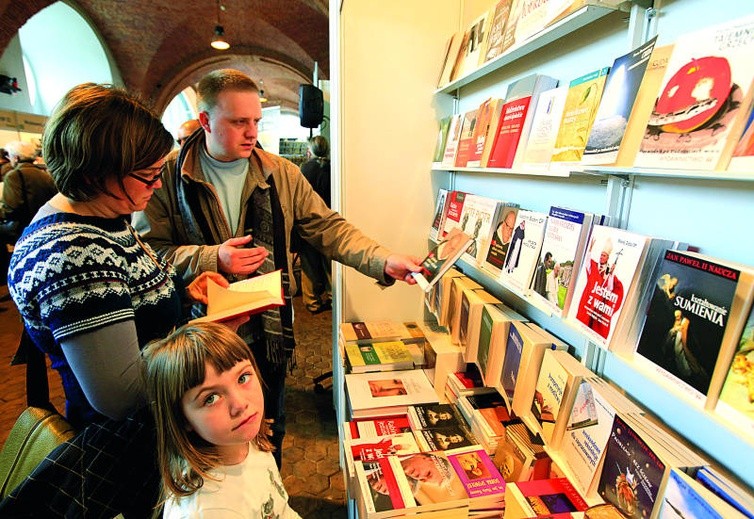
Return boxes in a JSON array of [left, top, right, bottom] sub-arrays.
[[189, 269, 284, 323], [412, 227, 474, 292]]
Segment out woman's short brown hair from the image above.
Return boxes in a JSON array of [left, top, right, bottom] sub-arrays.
[[43, 83, 173, 201]]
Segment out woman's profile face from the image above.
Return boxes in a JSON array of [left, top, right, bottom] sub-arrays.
[[99, 158, 166, 215]]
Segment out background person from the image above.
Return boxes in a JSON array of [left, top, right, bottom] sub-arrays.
[[143, 322, 301, 519], [2, 82, 229, 518], [298, 134, 332, 313], [176, 118, 202, 147], [133, 68, 423, 466]]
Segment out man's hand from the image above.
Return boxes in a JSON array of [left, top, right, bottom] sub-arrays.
[[384, 254, 424, 284], [186, 271, 229, 304], [217, 235, 269, 276]]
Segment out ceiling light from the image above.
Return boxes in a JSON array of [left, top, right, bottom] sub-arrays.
[[211, 25, 229, 50]]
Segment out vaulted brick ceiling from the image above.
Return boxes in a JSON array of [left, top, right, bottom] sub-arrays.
[[0, 0, 329, 112]]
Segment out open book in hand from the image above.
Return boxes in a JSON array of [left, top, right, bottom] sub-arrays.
[[412, 227, 473, 292], [190, 269, 284, 324]]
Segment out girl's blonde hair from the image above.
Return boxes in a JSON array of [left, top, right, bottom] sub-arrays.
[[142, 322, 273, 501]]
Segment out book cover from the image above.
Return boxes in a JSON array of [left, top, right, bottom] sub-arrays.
[[453, 11, 490, 81], [614, 44, 674, 168], [512, 0, 587, 47], [408, 403, 463, 430], [551, 67, 610, 165], [432, 117, 453, 164], [635, 250, 754, 402], [528, 349, 590, 449], [429, 187, 450, 242], [519, 85, 569, 171], [345, 370, 439, 418], [446, 446, 506, 503], [597, 414, 666, 519], [660, 467, 748, 519], [345, 340, 416, 374], [456, 193, 501, 265], [728, 89, 754, 172], [476, 304, 519, 387], [447, 277, 483, 343], [441, 114, 464, 167], [190, 269, 284, 323], [482, 0, 515, 63], [348, 432, 422, 461], [459, 289, 501, 363], [481, 205, 521, 276], [355, 456, 416, 517], [582, 37, 658, 166], [500, 209, 549, 294], [349, 415, 413, 439], [340, 321, 426, 345], [440, 190, 467, 238], [695, 466, 754, 518], [567, 225, 649, 348], [415, 424, 477, 452], [467, 97, 502, 168], [559, 380, 618, 498], [714, 300, 754, 426], [412, 227, 474, 292], [505, 477, 589, 518], [493, 421, 550, 483], [437, 31, 464, 88], [530, 206, 594, 317], [486, 74, 559, 169], [454, 108, 480, 167], [497, 320, 538, 413], [390, 451, 471, 511], [634, 15, 754, 171]]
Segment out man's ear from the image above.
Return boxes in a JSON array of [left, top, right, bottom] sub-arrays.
[[198, 111, 211, 132]]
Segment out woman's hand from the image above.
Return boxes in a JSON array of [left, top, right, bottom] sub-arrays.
[[186, 271, 229, 304]]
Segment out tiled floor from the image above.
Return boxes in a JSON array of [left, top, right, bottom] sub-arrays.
[[0, 282, 347, 518]]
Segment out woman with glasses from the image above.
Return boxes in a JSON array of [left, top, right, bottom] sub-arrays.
[[3, 83, 230, 517]]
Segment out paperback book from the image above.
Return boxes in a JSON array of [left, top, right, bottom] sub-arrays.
[[429, 187, 450, 242], [190, 269, 284, 323], [712, 298, 754, 428], [345, 369, 439, 419], [441, 114, 464, 167], [499, 209, 549, 294], [660, 467, 748, 519], [551, 67, 610, 166], [634, 249, 754, 403], [597, 414, 666, 519], [432, 117, 453, 164], [344, 340, 416, 374], [457, 193, 502, 265], [412, 227, 474, 292], [529, 206, 595, 317], [340, 321, 426, 345], [459, 290, 502, 364], [439, 190, 467, 238], [485, 73, 559, 169], [505, 476, 590, 519], [566, 225, 650, 349], [481, 0, 515, 63], [519, 85, 569, 172], [454, 108, 480, 167], [581, 36, 658, 165], [527, 348, 592, 449], [480, 202, 521, 276], [634, 15, 754, 171], [493, 421, 550, 483], [445, 446, 507, 509]]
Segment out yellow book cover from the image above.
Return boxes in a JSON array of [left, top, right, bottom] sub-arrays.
[[551, 67, 609, 164]]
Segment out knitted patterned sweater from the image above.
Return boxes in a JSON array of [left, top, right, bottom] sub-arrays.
[[8, 210, 183, 425]]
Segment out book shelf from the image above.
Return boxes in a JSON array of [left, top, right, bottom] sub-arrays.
[[331, 0, 754, 511]]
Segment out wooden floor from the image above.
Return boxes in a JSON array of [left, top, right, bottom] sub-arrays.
[[0, 280, 347, 518]]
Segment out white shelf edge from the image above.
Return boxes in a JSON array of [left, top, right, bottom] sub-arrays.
[[431, 164, 574, 178], [435, 4, 617, 96]]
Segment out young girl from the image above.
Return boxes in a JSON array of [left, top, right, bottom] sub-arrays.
[[142, 322, 301, 518]]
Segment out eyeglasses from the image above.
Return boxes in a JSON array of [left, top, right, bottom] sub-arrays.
[[128, 169, 163, 187]]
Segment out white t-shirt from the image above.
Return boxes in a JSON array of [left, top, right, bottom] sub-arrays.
[[162, 444, 301, 519]]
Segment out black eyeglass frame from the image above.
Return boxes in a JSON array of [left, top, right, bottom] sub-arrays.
[[128, 170, 163, 187]]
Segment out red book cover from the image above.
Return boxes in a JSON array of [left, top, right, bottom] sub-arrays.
[[349, 415, 412, 439], [440, 191, 467, 239], [358, 457, 410, 513], [516, 477, 590, 514], [486, 95, 533, 168]]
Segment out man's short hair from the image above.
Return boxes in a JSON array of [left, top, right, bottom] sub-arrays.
[[308, 135, 330, 159], [197, 69, 260, 113]]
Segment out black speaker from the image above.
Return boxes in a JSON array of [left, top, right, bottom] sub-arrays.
[[299, 84, 323, 128]]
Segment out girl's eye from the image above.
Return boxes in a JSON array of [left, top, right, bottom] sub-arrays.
[[203, 394, 219, 406], [238, 371, 253, 384]]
